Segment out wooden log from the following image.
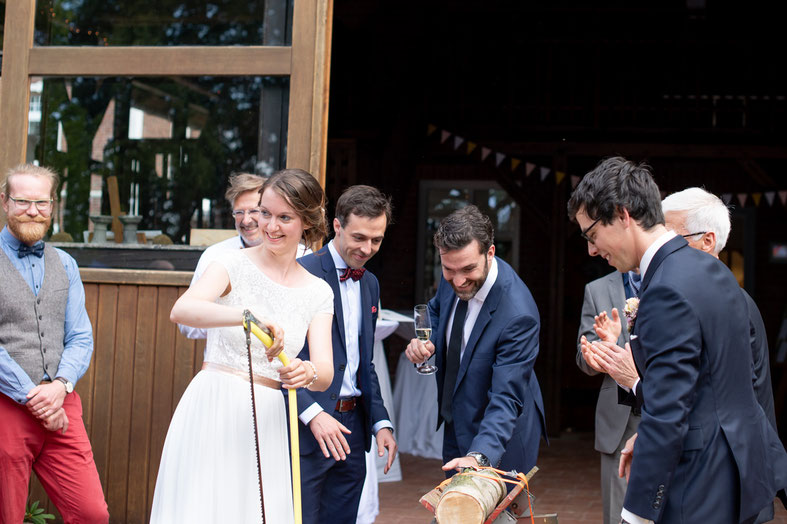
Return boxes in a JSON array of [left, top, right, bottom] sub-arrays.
[[435, 469, 506, 524]]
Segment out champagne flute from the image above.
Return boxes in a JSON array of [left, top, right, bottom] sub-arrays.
[[413, 304, 437, 375]]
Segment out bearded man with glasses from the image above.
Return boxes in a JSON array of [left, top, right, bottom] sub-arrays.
[[0, 164, 109, 523]]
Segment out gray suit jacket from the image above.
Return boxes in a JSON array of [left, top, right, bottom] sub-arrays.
[[576, 271, 640, 455]]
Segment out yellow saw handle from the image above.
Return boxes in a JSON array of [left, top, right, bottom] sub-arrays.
[[243, 315, 302, 524]]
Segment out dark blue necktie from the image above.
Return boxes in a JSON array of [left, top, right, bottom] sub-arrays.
[[628, 271, 641, 297], [441, 299, 468, 425], [18, 243, 44, 258]]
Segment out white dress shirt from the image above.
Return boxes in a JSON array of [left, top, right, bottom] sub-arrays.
[[299, 241, 392, 435]]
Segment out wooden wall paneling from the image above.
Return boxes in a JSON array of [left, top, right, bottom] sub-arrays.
[[92, 284, 120, 488], [106, 285, 139, 519], [80, 283, 100, 432], [147, 286, 179, 508], [171, 291, 198, 410], [126, 286, 158, 522]]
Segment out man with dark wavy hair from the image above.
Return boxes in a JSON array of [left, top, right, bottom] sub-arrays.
[[568, 156, 787, 524], [405, 205, 546, 477]]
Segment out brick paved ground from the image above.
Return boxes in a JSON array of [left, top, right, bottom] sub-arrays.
[[377, 431, 787, 523]]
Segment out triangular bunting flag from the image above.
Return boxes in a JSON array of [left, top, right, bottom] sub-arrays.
[[779, 190, 787, 206], [481, 147, 492, 161], [737, 193, 748, 207], [427, 124, 437, 136], [525, 162, 536, 177], [511, 158, 521, 172], [722, 194, 732, 205], [495, 152, 506, 167], [440, 130, 451, 144], [539, 166, 550, 181], [467, 141, 477, 155], [765, 192, 775, 206], [453, 136, 464, 150], [555, 171, 566, 185], [752, 193, 762, 206], [571, 175, 581, 189]]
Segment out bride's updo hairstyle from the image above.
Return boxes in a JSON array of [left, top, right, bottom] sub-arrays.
[[260, 168, 328, 251]]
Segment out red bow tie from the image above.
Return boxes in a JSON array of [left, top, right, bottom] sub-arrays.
[[339, 267, 366, 282]]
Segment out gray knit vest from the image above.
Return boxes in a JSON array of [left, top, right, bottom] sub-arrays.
[[0, 244, 68, 384]]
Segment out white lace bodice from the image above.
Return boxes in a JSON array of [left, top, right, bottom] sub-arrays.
[[204, 250, 333, 381]]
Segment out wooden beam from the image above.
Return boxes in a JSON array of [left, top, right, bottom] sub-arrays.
[[80, 268, 193, 286], [288, 0, 333, 185], [311, 0, 334, 187], [287, 0, 319, 174], [28, 46, 292, 77], [0, 0, 36, 177]]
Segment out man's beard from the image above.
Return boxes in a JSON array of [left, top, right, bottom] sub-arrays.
[[8, 214, 51, 244], [450, 257, 490, 301]]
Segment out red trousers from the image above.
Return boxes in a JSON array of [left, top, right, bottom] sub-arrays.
[[0, 392, 108, 524]]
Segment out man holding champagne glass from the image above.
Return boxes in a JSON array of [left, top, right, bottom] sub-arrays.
[[405, 205, 546, 475]]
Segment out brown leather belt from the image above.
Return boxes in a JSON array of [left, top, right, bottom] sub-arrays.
[[335, 397, 357, 412], [201, 362, 280, 390]]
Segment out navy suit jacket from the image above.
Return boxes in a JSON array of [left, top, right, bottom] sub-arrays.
[[625, 236, 787, 522], [430, 257, 546, 471], [294, 246, 390, 454]]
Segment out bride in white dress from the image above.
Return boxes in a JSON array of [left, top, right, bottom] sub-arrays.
[[151, 169, 334, 524]]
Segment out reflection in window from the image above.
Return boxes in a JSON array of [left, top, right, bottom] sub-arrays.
[[34, 0, 293, 47], [28, 75, 289, 244], [417, 181, 520, 303]]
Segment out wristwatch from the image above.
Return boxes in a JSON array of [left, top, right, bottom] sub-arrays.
[[466, 451, 490, 467], [55, 377, 74, 394]]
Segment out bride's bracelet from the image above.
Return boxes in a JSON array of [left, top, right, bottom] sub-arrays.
[[304, 360, 318, 388]]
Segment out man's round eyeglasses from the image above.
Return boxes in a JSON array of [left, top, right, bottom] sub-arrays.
[[681, 231, 707, 239], [231, 208, 261, 219], [8, 196, 53, 212], [580, 217, 602, 244]]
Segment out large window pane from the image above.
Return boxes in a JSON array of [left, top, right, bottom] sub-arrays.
[[34, 0, 293, 46], [416, 181, 520, 303], [28, 75, 289, 244]]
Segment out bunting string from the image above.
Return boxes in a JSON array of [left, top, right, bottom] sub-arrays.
[[426, 123, 787, 208]]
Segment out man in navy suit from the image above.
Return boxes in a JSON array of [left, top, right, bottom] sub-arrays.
[[405, 205, 546, 475], [296, 185, 397, 524], [568, 157, 787, 523]]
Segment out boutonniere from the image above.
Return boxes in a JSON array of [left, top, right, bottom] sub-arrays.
[[624, 297, 639, 333], [371, 306, 378, 314]]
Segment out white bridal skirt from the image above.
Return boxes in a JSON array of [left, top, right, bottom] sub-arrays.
[[150, 368, 294, 524]]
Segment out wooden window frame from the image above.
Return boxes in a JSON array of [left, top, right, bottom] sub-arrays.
[[0, 0, 333, 186]]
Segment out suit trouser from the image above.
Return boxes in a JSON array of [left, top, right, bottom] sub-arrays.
[[0, 392, 108, 524], [601, 415, 638, 524], [300, 405, 366, 524]]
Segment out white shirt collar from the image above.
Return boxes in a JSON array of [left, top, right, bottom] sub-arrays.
[[639, 230, 677, 278], [327, 239, 347, 271], [472, 257, 498, 304]]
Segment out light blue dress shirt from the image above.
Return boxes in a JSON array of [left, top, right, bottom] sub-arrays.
[[0, 227, 94, 404]]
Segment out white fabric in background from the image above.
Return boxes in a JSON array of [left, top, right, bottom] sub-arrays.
[[393, 351, 444, 460], [356, 317, 403, 524]]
